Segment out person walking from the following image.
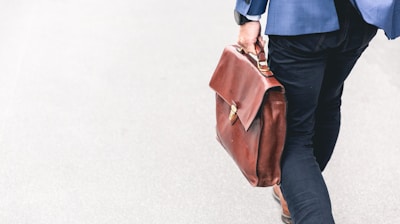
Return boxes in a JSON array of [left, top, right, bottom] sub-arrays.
[[234, 0, 378, 223]]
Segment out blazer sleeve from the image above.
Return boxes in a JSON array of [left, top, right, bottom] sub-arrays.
[[235, 0, 268, 16]]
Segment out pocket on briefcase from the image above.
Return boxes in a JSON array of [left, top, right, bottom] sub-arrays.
[[209, 44, 286, 187]]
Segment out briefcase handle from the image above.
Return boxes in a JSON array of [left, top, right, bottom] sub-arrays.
[[236, 40, 273, 77]]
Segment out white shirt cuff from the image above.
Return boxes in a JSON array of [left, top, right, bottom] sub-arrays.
[[245, 15, 261, 21]]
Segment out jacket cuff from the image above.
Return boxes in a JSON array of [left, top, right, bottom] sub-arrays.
[[235, 0, 268, 16]]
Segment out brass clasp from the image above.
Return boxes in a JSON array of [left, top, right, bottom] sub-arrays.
[[229, 104, 238, 125]]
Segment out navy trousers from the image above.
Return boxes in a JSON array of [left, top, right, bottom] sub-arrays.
[[267, 0, 377, 223]]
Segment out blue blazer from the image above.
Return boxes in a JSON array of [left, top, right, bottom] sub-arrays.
[[349, 0, 399, 39], [235, 0, 340, 36]]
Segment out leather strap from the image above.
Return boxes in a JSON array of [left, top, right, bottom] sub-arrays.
[[255, 40, 273, 75]]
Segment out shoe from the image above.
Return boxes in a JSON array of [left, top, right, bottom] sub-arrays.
[[272, 185, 292, 224]]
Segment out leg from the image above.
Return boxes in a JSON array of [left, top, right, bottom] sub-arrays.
[[267, 1, 378, 222], [313, 53, 361, 171], [313, 2, 378, 171], [268, 32, 335, 224]]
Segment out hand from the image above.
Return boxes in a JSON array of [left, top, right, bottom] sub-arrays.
[[238, 21, 264, 54]]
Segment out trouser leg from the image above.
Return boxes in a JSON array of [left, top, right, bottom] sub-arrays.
[[313, 51, 364, 171], [267, 3, 377, 221], [268, 32, 335, 223], [313, 0, 378, 171]]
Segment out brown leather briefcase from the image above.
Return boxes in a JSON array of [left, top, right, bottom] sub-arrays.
[[209, 44, 286, 187]]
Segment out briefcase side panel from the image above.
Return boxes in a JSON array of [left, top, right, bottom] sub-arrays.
[[256, 90, 287, 187]]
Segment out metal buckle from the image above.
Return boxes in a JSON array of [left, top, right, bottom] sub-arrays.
[[229, 104, 238, 124], [258, 60, 270, 72]]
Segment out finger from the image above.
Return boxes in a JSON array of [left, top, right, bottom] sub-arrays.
[[257, 36, 265, 48], [243, 44, 257, 55], [238, 38, 257, 54]]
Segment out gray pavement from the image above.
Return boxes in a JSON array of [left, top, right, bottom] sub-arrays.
[[0, 1, 400, 223]]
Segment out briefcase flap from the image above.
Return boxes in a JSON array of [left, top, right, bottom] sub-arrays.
[[209, 45, 284, 131]]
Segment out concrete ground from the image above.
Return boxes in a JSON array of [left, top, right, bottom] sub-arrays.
[[0, 1, 399, 223]]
